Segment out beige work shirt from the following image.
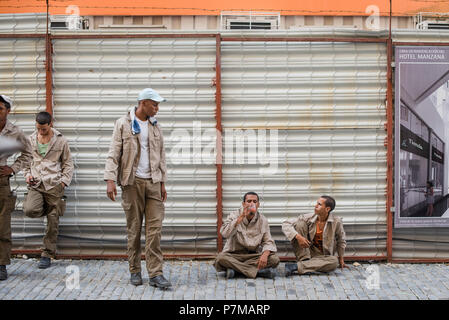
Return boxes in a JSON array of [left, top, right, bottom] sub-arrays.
[[0, 120, 31, 173], [24, 128, 74, 191], [282, 212, 346, 257], [221, 208, 277, 254], [104, 112, 167, 186]]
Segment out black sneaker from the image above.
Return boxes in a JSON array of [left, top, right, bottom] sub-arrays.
[[285, 263, 298, 277], [149, 275, 172, 289], [0, 265, 7, 281], [130, 272, 143, 286], [38, 257, 51, 269], [257, 267, 275, 279], [226, 268, 235, 279]]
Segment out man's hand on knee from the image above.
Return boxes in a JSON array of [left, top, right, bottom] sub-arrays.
[[295, 234, 311, 248], [257, 251, 270, 270]]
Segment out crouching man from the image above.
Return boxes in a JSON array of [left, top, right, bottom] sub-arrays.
[[282, 195, 348, 276], [23, 111, 73, 269], [214, 192, 280, 279]]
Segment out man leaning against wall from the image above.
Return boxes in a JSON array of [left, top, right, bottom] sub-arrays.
[[22, 111, 73, 270]]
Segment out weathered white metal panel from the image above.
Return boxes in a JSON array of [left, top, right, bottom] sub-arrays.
[[4, 20, 448, 259], [393, 29, 449, 43], [50, 38, 217, 255], [392, 29, 449, 259], [221, 41, 388, 257], [8, 37, 218, 255], [0, 38, 46, 254], [0, 13, 47, 34]]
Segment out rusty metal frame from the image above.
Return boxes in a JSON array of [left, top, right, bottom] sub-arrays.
[[215, 34, 224, 253], [0, 34, 46, 38], [386, 38, 393, 263], [11, 250, 215, 260], [45, 38, 53, 114], [6, 33, 393, 261], [392, 259, 449, 263], [45, 0, 52, 114], [385, 1, 394, 262], [393, 42, 449, 46], [221, 37, 388, 43], [6, 29, 448, 263], [385, 0, 393, 264], [388, 40, 449, 263], [50, 34, 218, 39], [12, 250, 388, 262], [281, 256, 388, 262]]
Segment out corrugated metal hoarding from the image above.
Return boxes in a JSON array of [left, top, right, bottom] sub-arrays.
[[2, 13, 449, 260], [49, 37, 218, 255], [392, 30, 449, 260], [221, 40, 388, 258], [0, 36, 46, 252]]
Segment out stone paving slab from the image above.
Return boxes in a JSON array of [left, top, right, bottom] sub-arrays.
[[0, 258, 448, 300]]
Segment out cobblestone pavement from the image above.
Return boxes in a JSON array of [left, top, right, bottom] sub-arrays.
[[0, 258, 448, 300]]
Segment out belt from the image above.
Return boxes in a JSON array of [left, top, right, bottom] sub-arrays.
[[0, 175, 10, 186], [135, 176, 153, 181]]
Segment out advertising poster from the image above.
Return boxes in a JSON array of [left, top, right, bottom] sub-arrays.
[[395, 46, 449, 227]]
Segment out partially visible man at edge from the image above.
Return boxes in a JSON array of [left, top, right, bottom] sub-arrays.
[[0, 95, 31, 281]]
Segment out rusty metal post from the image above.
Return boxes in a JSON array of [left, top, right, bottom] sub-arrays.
[[215, 34, 223, 253], [45, 0, 53, 115], [221, 37, 387, 43], [45, 37, 53, 115], [386, 0, 394, 263]]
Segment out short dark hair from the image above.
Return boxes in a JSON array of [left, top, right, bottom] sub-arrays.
[[427, 181, 433, 187], [36, 111, 52, 125], [320, 195, 336, 213], [243, 192, 259, 202], [0, 96, 10, 109]]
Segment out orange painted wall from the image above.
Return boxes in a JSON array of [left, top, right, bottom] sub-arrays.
[[0, 0, 447, 16]]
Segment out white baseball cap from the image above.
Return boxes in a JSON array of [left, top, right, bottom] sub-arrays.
[[137, 88, 166, 102], [0, 95, 12, 109]]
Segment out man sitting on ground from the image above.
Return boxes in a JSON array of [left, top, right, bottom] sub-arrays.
[[214, 192, 280, 279], [282, 195, 348, 276]]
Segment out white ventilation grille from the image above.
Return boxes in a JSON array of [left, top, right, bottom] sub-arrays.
[[220, 11, 280, 30]]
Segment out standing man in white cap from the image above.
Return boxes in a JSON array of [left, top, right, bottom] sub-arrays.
[[0, 95, 32, 281], [104, 88, 171, 288]]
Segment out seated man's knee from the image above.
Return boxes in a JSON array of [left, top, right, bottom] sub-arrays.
[[216, 252, 228, 264], [23, 202, 43, 218], [327, 256, 339, 271], [268, 254, 280, 267]]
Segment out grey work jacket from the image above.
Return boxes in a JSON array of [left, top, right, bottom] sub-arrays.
[[24, 128, 73, 191], [0, 120, 32, 173], [282, 212, 346, 257], [104, 112, 167, 186], [221, 208, 277, 254]]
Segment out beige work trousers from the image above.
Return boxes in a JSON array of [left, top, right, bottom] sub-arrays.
[[291, 220, 338, 274], [0, 177, 16, 265], [121, 177, 165, 278], [214, 251, 280, 279], [23, 183, 66, 258]]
